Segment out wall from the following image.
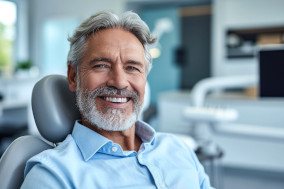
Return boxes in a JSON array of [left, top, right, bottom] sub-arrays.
[[14, 0, 29, 62], [28, 0, 127, 75], [212, 0, 284, 77], [140, 8, 181, 104]]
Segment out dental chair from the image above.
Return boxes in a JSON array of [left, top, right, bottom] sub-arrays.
[[0, 75, 80, 189]]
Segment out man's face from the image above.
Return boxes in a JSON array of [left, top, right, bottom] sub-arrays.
[[68, 28, 147, 131]]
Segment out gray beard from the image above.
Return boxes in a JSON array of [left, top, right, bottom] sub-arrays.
[[75, 79, 142, 131]]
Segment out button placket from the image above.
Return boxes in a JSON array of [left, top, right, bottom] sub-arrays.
[[137, 153, 167, 189]]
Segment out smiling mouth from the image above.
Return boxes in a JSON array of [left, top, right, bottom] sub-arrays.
[[99, 96, 131, 103]]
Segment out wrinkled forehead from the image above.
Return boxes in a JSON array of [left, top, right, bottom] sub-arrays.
[[82, 28, 148, 66]]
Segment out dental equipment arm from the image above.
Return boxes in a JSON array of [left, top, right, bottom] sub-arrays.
[[184, 75, 284, 140], [191, 75, 258, 107]]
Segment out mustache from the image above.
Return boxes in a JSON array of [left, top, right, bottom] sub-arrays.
[[86, 86, 139, 102]]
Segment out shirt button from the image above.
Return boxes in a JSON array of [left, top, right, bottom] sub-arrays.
[[111, 146, 118, 152]]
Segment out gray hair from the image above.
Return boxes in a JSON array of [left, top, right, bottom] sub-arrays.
[[67, 11, 156, 73]]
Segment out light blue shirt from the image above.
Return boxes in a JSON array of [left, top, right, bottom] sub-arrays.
[[21, 121, 213, 189]]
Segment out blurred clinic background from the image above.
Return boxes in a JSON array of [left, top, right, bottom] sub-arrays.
[[1, 0, 284, 188]]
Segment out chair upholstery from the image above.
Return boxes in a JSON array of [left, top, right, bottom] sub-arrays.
[[0, 136, 52, 189], [0, 75, 80, 189], [32, 75, 80, 143]]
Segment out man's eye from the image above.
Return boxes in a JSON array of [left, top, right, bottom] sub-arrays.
[[126, 66, 141, 73], [93, 64, 110, 69]]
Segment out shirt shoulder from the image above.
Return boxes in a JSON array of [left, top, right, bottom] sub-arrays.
[[153, 132, 200, 168], [155, 132, 195, 151], [152, 133, 213, 188]]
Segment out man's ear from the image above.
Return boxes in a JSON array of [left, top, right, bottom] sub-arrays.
[[67, 64, 77, 92]]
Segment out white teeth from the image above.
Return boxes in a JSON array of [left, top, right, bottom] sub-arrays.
[[105, 97, 127, 103]]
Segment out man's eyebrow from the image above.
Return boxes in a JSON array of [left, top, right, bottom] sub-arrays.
[[90, 57, 113, 64], [126, 60, 144, 67]]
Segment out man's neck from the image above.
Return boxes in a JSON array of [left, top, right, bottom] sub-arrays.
[[82, 120, 142, 152]]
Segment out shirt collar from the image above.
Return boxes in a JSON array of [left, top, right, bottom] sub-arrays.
[[72, 120, 156, 161], [135, 121, 155, 144], [72, 121, 111, 161]]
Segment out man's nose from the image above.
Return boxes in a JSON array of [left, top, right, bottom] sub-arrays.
[[106, 67, 128, 89]]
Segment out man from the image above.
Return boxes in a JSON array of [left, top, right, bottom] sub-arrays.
[[21, 11, 213, 189]]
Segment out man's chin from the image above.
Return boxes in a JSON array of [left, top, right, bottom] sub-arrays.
[[93, 121, 135, 132], [97, 124, 135, 132], [85, 112, 138, 132]]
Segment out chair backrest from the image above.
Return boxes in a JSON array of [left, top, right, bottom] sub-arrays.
[[32, 74, 80, 143], [0, 75, 80, 189]]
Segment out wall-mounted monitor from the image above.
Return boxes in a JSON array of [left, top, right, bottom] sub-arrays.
[[258, 45, 284, 97]]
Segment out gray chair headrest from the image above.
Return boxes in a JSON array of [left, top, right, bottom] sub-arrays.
[[32, 75, 81, 143]]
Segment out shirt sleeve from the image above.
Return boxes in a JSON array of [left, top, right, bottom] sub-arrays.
[[189, 149, 215, 189], [21, 163, 69, 189]]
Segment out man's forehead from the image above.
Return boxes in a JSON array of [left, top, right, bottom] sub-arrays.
[[84, 30, 146, 60], [88, 28, 144, 47]]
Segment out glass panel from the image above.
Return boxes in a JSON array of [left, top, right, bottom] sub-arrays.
[[42, 18, 78, 75]]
